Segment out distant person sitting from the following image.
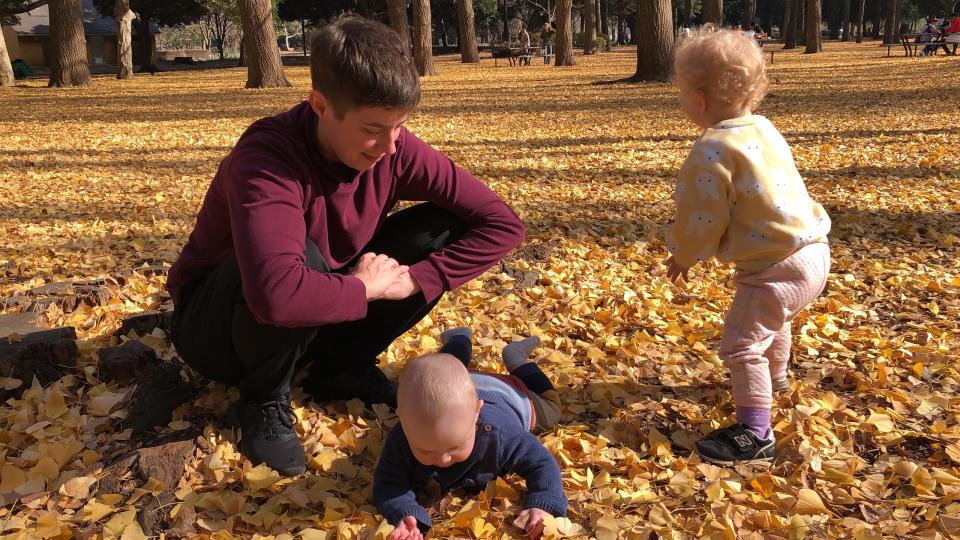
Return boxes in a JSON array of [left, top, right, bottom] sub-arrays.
[[946, 10, 960, 55], [750, 23, 767, 41], [919, 17, 940, 55]]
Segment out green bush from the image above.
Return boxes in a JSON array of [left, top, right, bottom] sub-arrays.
[[573, 32, 610, 51]]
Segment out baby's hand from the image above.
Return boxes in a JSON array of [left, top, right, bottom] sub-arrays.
[[516, 508, 550, 539], [666, 256, 689, 285], [389, 516, 424, 540]]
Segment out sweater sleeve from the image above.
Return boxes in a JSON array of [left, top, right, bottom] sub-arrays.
[[225, 136, 368, 327], [664, 145, 734, 270], [499, 431, 568, 516], [373, 426, 433, 533], [393, 130, 525, 303]]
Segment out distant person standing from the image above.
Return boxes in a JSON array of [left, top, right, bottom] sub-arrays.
[[541, 22, 556, 63], [519, 24, 532, 65]]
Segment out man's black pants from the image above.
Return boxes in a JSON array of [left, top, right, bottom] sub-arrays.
[[171, 203, 466, 401]]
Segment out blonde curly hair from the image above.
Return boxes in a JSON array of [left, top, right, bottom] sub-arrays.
[[674, 25, 768, 113]]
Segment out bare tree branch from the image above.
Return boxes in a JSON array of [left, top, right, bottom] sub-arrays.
[[521, 0, 549, 15], [0, 0, 50, 16]]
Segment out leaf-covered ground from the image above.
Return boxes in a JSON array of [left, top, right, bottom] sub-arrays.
[[0, 42, 959, 539]]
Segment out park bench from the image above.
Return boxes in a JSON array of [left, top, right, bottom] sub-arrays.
[[758, 39, 781, 63], [883, 34, 953, 57], [492, 46, 548, 66], [915, 33, 956, 56], [879, 35, 917, 56], [173, 56, 197, 65]]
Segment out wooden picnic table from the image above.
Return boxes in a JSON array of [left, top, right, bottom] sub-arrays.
[[884, 33, 955, 57]]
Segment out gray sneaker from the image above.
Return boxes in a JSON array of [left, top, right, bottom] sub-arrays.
[[695, 423, 775, 465]]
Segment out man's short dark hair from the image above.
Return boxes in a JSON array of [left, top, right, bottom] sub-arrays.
[[310, 16, 420, 117]]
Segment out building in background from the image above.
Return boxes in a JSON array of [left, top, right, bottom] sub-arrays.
[[1, 0, 155, 67]]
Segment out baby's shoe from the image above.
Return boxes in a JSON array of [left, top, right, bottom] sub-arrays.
[[695, 424, 775, 465]]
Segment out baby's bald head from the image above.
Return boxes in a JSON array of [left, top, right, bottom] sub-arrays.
[[397, 353, 477, 418], [396, 353, 482, 468]]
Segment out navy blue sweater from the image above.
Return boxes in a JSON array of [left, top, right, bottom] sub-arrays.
[[373, 390, 567, 532]]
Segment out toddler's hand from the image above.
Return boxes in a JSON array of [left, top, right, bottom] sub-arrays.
[[516, 508, 550, 539], [389, 516, 424, 540], [666, 256, 689, 285]]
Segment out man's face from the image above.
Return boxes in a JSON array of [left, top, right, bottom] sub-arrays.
[[309, 90, 412, 171]]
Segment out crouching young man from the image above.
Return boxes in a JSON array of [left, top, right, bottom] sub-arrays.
[[166, 15, 525, 476]]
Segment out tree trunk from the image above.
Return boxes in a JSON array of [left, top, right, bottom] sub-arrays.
[[456, 0, 479, 62], [805, 0, 821, 53], [882, 0, 894, 42], [947, 0, 956, 18], [892, 0, 902, 34], [554, 0, 575, 64], [213, 14, 229, 59], [841, 0, 851, 40], [412, 0, 435, 75], [48, 0, 91, 86], [238, 0, 290, 87], [783, 0, 797, 47], [683, 0, 692, 25], [593, 0, 602, 39], [703, 0, 723, 25], [798, 0, 806, 44], [300, 19, 306, 56], [133, 16, 155, 70], [631, 0, 673, 81], [238, 35, 245, 66], [856, 0, 865, 41], [0, 24, 14, 86], [388, 0, 411, 50], [873, 0, 882, 37], [114, 0, 134, 79], [742, 0, 756, 26], [503, 0, 509, 42], [583, 0, 596, 53], [828, 0, 840, 39], [601, 0, 609, 36]]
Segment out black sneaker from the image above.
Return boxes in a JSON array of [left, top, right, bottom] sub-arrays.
[[695, 423, 775, 465], [303, 363, 397, 408], [225, 394, 306, 476]]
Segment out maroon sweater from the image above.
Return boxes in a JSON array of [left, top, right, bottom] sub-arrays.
[[167, 102, 524, 327]]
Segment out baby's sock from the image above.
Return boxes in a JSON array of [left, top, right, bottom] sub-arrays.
[[502, 336, 541, 372], [736, 406, 771, 439], [503, 336, 554, 395], [440, 327, 472, 368], [511, 363, 555, 395]]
